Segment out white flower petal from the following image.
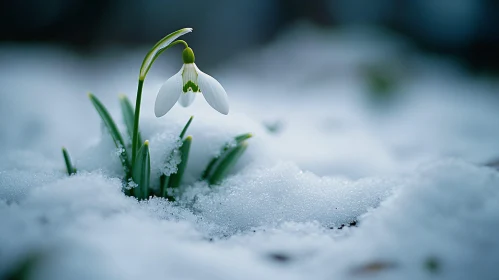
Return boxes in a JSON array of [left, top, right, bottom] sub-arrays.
[[178, 91, 196, 107], [195, 65, 229, 115], [154, 67, 183, 117]]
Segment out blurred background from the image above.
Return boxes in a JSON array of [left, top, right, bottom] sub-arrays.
[[1, 0, 499, 178], [1, 0, 498, 73]]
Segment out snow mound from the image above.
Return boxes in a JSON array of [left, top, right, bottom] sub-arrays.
[[0, 170, 60, 203], [183, 162, 395, 234], [307, 160, 499, 279], [2, 161, 498, 280], [0, 173, 299, 280]]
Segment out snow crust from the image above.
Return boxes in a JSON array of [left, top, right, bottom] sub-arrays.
[[1, 24, 499, 279]]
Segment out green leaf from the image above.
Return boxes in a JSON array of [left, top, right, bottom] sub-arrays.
[[139, 28, 193, 80], [168, 136, 192, 189], [119, 94, 141, 145], [88, 93, 131, 176], [234, 133, 253, 143], [179, 116, 194, 139], [208, 142, 248, 185], [159, 174, 170, 198], [159, 116, 194, 199], [201, 133, 252, 179], [62, 147, 76, 176], [132, 140, 151, 200]]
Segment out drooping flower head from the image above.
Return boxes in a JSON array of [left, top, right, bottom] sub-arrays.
[[155, 47, 229, 117]]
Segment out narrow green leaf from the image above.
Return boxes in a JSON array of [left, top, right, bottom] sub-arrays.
[[62, 147, 76, 176], [132, 140, 151, 200], [159, 116, 194, 199], [234, 133, 253, 143], [139, 28, 193, 80], [88, 93, 131, 176], [119, 94, 142, 145], [179, 116, 194, 139], [159, 174, 170, 198], [168, 136, 192, 189], [201, 133, 252, 179], [208, 142, 248, 185]]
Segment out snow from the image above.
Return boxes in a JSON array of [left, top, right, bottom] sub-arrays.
[[1, 24, 499, 279], [182, 162, 395, 234]]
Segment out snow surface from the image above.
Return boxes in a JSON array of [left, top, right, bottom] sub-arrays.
[[1, 24, 499, 279]]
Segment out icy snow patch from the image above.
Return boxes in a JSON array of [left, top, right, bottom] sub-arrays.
[[302, 160, 499, 279], [2, 161, 499, 280], [182, 162, 395, 234], [76, 135, 125, 178], [0, 172, 301, 280], [0, 170, 61, 203]]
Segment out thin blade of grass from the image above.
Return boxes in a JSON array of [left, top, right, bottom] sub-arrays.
[[168, 136, 192, 189], [208, 142, 248, 185], [132, 141, 151, 200], [201, 133, 252, 180], [119, 94, 141, 145], [88, 93, 131, 176], [62, 147, 76, 175]]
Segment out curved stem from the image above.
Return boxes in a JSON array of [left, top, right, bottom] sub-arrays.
[[169, 40, 188, 49], [131, 39, 189, 168]]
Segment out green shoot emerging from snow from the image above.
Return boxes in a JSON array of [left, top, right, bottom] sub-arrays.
[[61, 28, 251, 200]]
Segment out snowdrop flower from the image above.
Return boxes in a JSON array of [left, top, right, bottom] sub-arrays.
[[155, 47, 229, 116]]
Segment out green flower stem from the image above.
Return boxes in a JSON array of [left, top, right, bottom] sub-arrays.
[[119, 94, 141, 145], [139, 28, 192, 80], [167, 40, 188, 51], [131, 79, 144, 166]]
